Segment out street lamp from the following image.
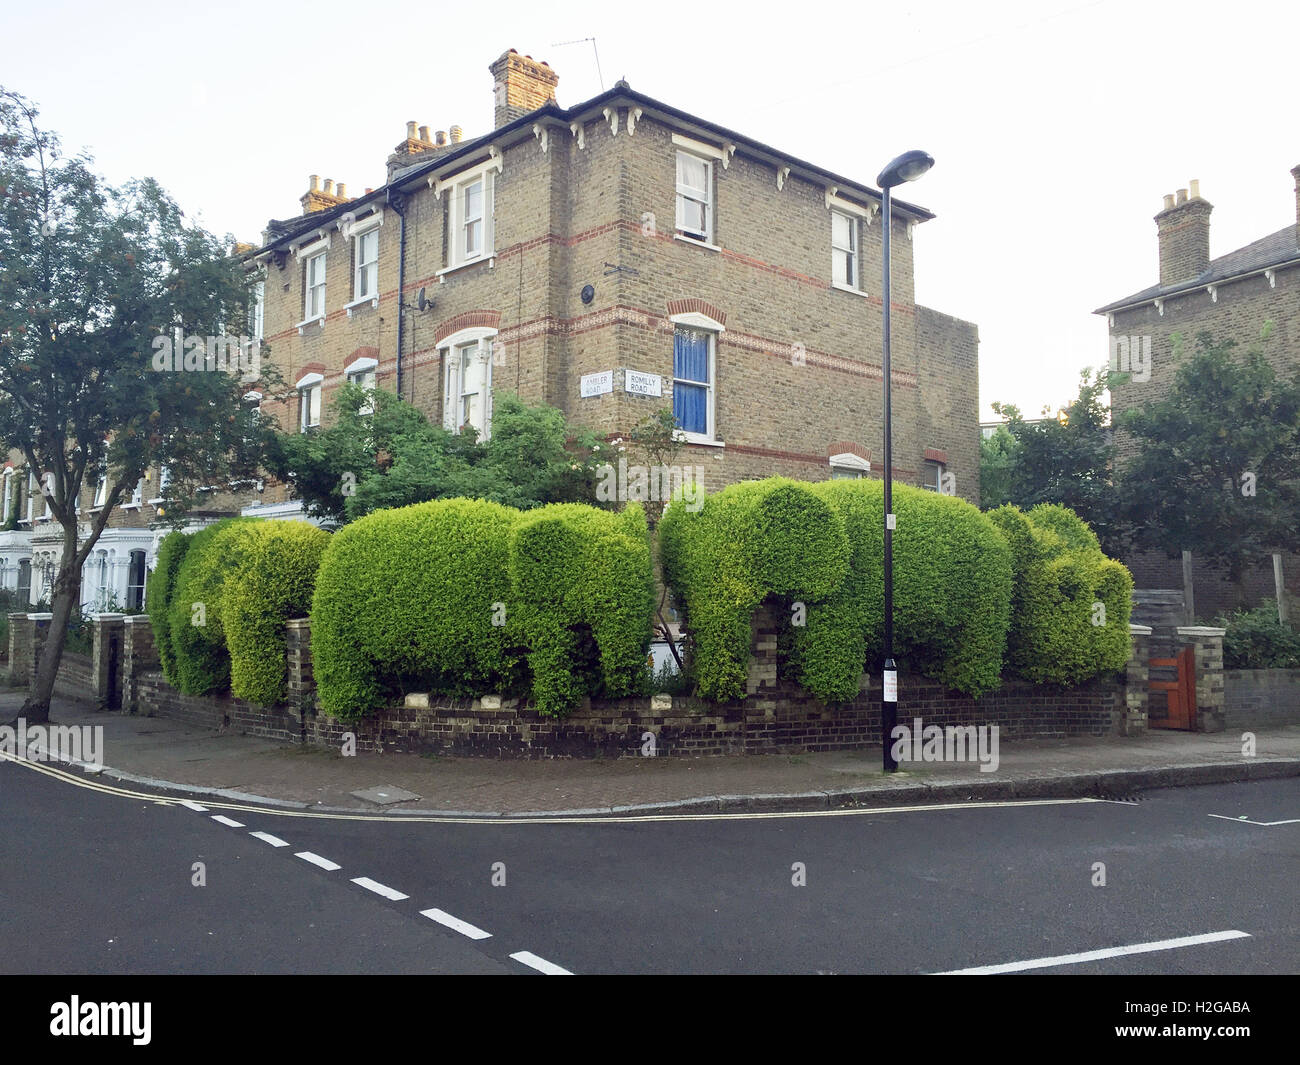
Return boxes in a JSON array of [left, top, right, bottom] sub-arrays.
[[876, 150, 934, 773]]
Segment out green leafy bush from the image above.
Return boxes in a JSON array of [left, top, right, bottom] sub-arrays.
[[1217, 603, 1300, 669], [311, 498, 653, 720], [146, 530, 192, 684], [660, 478, 850, 702], [223, 521, 331, 706], [787, 480, 1014, 699], [166, 518, 260, 695], [987, 503, 1132, 684]]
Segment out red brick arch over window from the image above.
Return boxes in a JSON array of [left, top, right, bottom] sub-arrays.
[[343, 347, 380, 372], [923, 447, 948, 464], [827, 441, 871, 462], [434, 310, 502, 345], [295, 362, 326, 386], [666, 298, 727, 327]]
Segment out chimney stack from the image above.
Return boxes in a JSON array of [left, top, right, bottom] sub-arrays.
[[489, 49, 558, 129], [301, 173, 349, 215], [1155, 179, 1212, 286], [1291, 164, 1300, 248]]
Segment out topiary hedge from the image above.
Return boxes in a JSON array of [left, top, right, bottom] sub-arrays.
[[166, 517, 261, 695], [786, 479, 1014, 700], [660, 478, 850, 702], [986, 503, 1132, 685], [146, 530, 191, 684], [310, 498, 653, 721], [223, 521, 332, 706]]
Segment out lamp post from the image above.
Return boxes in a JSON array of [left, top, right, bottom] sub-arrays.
[[876, 150, 934, 773]]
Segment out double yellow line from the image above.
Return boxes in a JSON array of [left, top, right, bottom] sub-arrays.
[[0, 750, 1113, 826]]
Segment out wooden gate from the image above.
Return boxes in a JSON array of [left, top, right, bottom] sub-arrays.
[[1149, 645, 1196, 730]]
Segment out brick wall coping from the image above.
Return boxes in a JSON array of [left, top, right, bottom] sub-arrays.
[[1177, 626, 1227, 637], [27, 612, 52, 621], [1129, 623, 1153, 636], [93, 613, 125, 621], [123, 615, 153, 625], [7, 612, 26, 621]]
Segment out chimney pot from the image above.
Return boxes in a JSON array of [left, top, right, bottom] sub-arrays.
[[436, 130, 447, 146], [1163, 193, 1175, 211], [1176, 188, 1188, 205], [309, 174, 320, 191], [323, 179, 334, 196], [1189, 178, 1201, 200], [336, 182, 346, 198], [406, 121, 417, 140], [418, 125, 430, 143], [450, 125, 463, 143]]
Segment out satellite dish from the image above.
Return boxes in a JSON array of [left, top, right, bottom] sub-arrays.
[[417, 286, 433, 313]]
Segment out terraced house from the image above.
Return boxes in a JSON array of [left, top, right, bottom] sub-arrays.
[[1, 46, 982, 608]]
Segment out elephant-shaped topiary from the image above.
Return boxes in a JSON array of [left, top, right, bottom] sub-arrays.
[[660, 478, 850, 702], [310, 498, 654, 721]]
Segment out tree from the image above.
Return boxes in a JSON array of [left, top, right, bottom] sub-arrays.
[[988, 366, 1122, 554], [978, 424, 1018, 510], [1117, 331, 1300, 597], [264, 386, 604, 523], [0, 89, 268, 723]]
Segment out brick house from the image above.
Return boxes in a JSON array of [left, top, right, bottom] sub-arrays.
[[1095, 168, 1300, 616], [249, 48, 979, 511], [3, 47, 981, 611]]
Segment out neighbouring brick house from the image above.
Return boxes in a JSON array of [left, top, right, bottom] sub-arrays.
[[4, 46, 982, 612], [1095, 168, 1300, 617]]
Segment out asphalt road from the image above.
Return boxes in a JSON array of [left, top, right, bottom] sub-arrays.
[[1, 757, 1296, 974]]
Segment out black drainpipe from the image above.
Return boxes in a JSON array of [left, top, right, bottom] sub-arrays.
[[387, 187, 408, 400]]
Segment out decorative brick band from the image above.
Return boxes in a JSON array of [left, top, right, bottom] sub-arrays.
[[666, 298, 727, 327], [343, 346, 380, 370], [434, 310, 502, 344], [295, 362, 326, 383]]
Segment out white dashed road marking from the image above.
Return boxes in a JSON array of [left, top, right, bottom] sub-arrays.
[[935, 930, 1252, 975], [179, 800, 209, 812], [420, 908, 492, 940], [351, 877, 409, 901], [295, 851, 341, 871], [211, 815, 245, 828], [250, 831, 290, 848], [1209, 813, 1300, 827], [510, 951, 573, 975]]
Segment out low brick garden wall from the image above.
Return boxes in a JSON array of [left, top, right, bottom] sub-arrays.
[[1224, 669, 1300, 730], [20, 607, 1286, 757]]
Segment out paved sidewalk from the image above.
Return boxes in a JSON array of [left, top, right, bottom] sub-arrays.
[[5, 692, 1299, 816]]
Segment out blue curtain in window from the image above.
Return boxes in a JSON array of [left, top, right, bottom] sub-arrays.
[[673, 329, 709, 434]]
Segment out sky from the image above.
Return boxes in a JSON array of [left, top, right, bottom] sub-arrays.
[[3, 0, 1298, 419]]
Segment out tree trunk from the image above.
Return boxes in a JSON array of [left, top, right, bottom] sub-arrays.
[[19, 536, 83, 725]]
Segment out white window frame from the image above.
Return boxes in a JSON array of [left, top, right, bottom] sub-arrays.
[[250, 280, 265, 340], [829, 452, 871, 480], [826, 192, 874, 296], [297, 372, 324, 432], [347, 221, 381, 312], [346, 357, 379, 415], [92, 462, 109, 508], [669, 312, 723, 446], [23, 471, 34, 523], [436, 159, 499, 274], [437, 327, 497, 440], [831, 210, 860, 291], [922, 459, 945, 492], [148, 464, 172, 506], [675, 150, 714, 245], [300, 244, 328, 330], [1, 470, 11, 521]]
